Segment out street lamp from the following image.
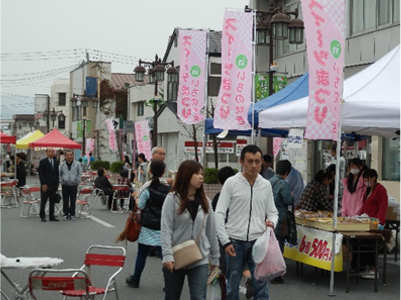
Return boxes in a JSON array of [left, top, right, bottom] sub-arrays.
[[134, 54, 178, 147], [245, 0, 304, 96], [42, 108, 64, 132], [70, 93, 91, 155]]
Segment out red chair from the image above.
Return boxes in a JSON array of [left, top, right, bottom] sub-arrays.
[[61, 245, 126, 299], [19, 186, 41, 218], [1, 180, 18, 208], [29, 269, 91, 300], [76, 185, 93, 219]]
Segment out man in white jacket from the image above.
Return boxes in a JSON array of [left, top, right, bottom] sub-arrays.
[[215, 145, 278, 300]]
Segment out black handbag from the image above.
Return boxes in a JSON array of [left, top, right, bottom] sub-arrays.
[[55, 192, 62, 204], [286, 209, 298, 245]]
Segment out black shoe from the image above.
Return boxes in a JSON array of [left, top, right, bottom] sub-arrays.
[[270, 276, 284, 284], [245, 278, 254, 299], [41, 218, 47, 222], [49, 218, 59, 222], [126, 276, 139, 288]]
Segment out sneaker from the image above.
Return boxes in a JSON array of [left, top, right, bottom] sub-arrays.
[[126, 276, 139, 288], [63, 215, 68, 221], [245, 278, 254, 299], [270, 276, 284, 284], [360, 267, 378, 279], [70, 216, 76, 221]]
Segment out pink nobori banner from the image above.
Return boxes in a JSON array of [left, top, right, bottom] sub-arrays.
[[177, 29, 207, 124], [105, 119, 117, 151], [302, 0, 346, 140], [135, 120, 152, 161], [213, 11, 253, 130]]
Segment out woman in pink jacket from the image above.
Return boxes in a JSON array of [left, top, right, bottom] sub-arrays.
[[341, 158, 367, 217]]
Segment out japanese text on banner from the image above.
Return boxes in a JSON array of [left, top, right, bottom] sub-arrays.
[[302, 0, 346, 140], [135, 120, 152, 160], [213, 11, 253, 130], [177, 29, 207, 124], [284, 225, 343, 272]]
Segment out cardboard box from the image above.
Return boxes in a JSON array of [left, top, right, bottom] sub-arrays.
[[386, 206, 399, 221]]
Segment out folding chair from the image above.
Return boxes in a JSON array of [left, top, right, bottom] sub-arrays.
[[91, 188, 107, 208], [29, 268, 91, 300], [112, 186, 130, 213], [60, 245, 126, 300], [0, 180, 18, 208], [19, 186, 41, 218], [76, 185, 94, 219]]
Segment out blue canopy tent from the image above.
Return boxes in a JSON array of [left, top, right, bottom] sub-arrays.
[[204, 118, 288, 137], [247, 72, 309, 126]]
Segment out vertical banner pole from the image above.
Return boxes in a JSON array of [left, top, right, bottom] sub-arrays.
[[202, 29, 210, 167], [251, 11, 257, 144]]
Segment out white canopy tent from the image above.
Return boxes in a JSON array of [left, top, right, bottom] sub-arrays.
[[259, 45, 400, 137]]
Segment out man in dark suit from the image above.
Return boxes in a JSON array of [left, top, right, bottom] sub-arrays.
[[39, 147, 60, 222]]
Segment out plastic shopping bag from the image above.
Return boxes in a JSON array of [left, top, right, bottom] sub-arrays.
[[206, 283, 221, 300], [206, 272, 227, 300], [254, 227, 286, 281], [252, 229, 270, 264]]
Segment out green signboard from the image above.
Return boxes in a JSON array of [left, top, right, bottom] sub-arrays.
[[255, 74, 288, 102], [76, 120, 92, 139]]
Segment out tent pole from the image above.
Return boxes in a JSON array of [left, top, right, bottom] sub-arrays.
[[329, 101, 343, 296]]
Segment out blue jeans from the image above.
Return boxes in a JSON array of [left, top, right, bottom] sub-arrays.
[[226, 239, 269, 300], [132, 243, 162, 281], [163, 264, 208, 300]]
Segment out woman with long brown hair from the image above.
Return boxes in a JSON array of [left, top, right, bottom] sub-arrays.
[[161, 160, 219, 300]]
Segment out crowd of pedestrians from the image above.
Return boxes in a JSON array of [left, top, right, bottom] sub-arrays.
[[19, 142, 388, 299]]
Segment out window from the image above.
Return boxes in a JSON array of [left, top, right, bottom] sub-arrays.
[[394, 0, 400, 23], [58, 118, 65, 129], [351, 0, 399, 35], [351, 0, 376, 34], [208, 77, 221, 97], [167, 82, 178, 101], [23, 122, 27, 127], [58, 93, 66, 106], [382, 138, 400, 181], [379, 0, 391, 26], [137, 102, 144, 116], [210, 63, 221, 75]]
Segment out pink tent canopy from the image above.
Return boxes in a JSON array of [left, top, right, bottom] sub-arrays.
[[29, 128, 81, 149], [0, 132, 16, 144]]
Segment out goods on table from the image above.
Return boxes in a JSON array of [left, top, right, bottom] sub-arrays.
[[295, 210, 378, 231]]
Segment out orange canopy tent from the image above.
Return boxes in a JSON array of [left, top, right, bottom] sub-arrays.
[[0, 132, 16, 144], [29, 128, 81, 149]]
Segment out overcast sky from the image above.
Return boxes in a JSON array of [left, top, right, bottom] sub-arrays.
[[0, 0, 248, 119]]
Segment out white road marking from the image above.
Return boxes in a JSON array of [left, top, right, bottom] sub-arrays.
[[90, 216, 115, 228]]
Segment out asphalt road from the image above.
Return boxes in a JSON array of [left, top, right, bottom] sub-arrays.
[[1, 176, 400, 299]]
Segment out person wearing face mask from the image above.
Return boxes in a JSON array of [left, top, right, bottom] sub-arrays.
[[341, 158, 367, 217], [354, 169, 388, 280], [362, 169, 388, 225]]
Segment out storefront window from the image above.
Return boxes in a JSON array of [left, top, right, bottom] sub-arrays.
[[382, 137, 400, 181]]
